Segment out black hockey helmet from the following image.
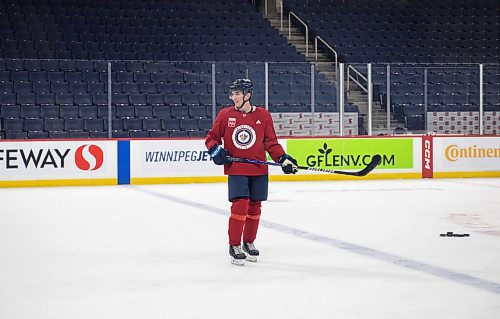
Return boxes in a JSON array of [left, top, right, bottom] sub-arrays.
[[229, 78, 253, 96]]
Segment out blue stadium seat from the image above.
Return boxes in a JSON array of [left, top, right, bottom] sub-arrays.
[[69, 131, 90, 138], [11, 71, 29, 81], [44, 118, 64, 131], [17, 93, 36, 106], [89, 131, 109, 138], [88, 82, 105, 94], [188, 130, 207, 137], [170, 131, 189, 137], [162, 118, 181, 131], [92, 93, 108, 106], [116, 106, 135, 118], [47, 130, 69, 138], [122, 82, 140, 94], [76, 61, 93, 72], [60, 105, 79, 118], [147, 94, 165, 106], [165, 94, 183, 106], [189, 105, 208, 118], [70, 82, 88, 94], [82, 72, 100, 83], [153, 106, 171, 119], [47, 72, 65, 82], [24, 118, 44, 132], [112, 93, 129, 106], [140, 82, 157, 94], [96, 105, 115, 119], [156, 82, 173, 93], [0, 82, 13, 93], [123, 118, 142, 131], [51, 82, 70, 93], [20, 105, 41, 118], [64, 118, 84, 131], [4, 131, 28, 139], [59, 60, 77, 71], [182, 94, 200, 106], [29, 71, 47, 82], [129, 94, 147, 106], [129, 131, 149, 138], [116, 72, 134, 83], [142, 118, 163, 131], [1, 105, 21, 118], [40, 105, 59, 118], [27, 131, 49, 139], [79, 106, 98, 119], [3, 118, 24, 131], [1, 93, 17, 105], [134, 72, 151, 83], [84, 119, 104, 132], [151, 73, 169, 83], [55, 93, 74, 106], [74, 93, 92, 106], [36, 93, 55, 106], [135, 106, 153, 118], [0, 71, 10, 81], [65, 72, 82, 83], [198, 118, 213, 131], [149, 131, 170, 138], [170, 105, 190, 118], [6, 60, 24, 71], [111, 131, 129, 138]]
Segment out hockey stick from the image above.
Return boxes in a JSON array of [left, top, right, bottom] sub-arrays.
[[227, 154, 382, 177]]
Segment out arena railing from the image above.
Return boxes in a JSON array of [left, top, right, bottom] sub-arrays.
[[0, 59, 498, 139]]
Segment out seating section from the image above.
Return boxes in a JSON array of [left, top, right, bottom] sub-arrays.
[[0, 59, 342, 138], [284, 0, 500, 130], [284, 0, 498, 64], [0, 0, 304, 63], [373, 66, 500, 130], [0, 0, 344, 139]]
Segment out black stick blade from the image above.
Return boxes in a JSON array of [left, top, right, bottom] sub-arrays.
[[331, 154, 382, 177], [353, 154, 382, 176]]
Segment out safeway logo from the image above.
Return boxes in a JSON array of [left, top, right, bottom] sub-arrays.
[[75, 144, 104, 171], [0, 144, 104, 171]]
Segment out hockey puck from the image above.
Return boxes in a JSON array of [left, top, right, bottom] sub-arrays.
[[439, 232, 470, 237]]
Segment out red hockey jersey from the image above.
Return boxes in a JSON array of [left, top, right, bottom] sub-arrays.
[[205, 106, 285, 176]]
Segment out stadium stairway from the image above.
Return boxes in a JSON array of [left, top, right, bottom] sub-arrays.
[[264, 9, 405, 134]]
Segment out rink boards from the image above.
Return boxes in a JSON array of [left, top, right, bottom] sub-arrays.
[[0, 135, 499, 187]]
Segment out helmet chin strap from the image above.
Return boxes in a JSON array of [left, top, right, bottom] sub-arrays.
[[235, 93, 251, 111]]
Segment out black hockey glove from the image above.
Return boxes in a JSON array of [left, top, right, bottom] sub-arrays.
[[209, 144, 231, 165], [279, 154, 298, 174]]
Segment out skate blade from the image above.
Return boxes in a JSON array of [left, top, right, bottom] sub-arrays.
[[231, 257, 245, 266], [245, 254, 257, 262]]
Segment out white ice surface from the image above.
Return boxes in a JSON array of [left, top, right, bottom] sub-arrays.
[[1, 178, 499, 319]]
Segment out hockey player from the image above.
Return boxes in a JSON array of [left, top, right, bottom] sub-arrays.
[[205, 78, 298, 266]]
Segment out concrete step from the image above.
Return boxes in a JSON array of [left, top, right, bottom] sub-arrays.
[[265, 12, 411, 133]]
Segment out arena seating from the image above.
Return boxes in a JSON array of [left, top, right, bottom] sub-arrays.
[[0, 0, 341, 139], [283, 0, 500, 131]]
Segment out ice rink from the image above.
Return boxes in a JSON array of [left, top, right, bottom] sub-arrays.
[[1, 178, 499, 318]]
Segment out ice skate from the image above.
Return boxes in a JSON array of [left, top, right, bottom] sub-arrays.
[[229, 245, 246, 266], [242, 242, 259, 262]]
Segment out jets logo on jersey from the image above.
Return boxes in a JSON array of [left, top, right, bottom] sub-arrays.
[[232, 125, 256, 150]]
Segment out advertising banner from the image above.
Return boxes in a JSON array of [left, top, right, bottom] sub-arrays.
[[433, 136, 500, 177], [0, 140, 117, 186], [130, 139, 223, 183], [422, 135, 433, 178], [285, 138, 416, 174]]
